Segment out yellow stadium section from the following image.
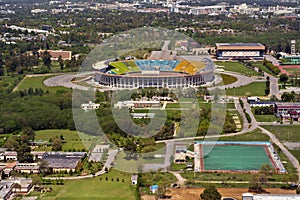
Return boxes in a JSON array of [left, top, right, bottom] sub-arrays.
[[174, 60, 205, 75]]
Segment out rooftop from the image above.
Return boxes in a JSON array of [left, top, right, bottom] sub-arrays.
[[216, 43, 265, 50]]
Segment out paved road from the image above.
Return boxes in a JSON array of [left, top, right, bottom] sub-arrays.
[[259, 126, 300, 182], [43, 72, 94, 91]]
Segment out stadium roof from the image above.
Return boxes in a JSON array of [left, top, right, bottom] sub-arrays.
[[215, 43, 265, 50]]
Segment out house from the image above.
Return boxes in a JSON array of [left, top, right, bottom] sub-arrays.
[[88, 145, 109, 162], [131, 174, 138, 185], [43, 152, 86, 173], [81, 101, 100, 110], [14, 163, 40, 174]]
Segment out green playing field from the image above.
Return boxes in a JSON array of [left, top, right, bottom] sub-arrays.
[[202, 145, 273, 171]]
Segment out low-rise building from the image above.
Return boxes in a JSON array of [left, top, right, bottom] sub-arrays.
[[14, 163, 40, 174], [0, 151, 17, 161], [88, 145, 109, 162], [43, 152, 86, 173], [31, 151, 46, 161], [274, 102, 300, 121]]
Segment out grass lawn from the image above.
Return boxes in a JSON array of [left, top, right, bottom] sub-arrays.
[[220, 74, 237, 85], [251, 62, 277, 76], [254, 114, 278, 122], [30, 170, 136, 200], [215, 61, 260, 76], [262, 125, 300, 142], [225, 82, 266, 96], [16, 75, 70, 93], [226, 102, 236, 109], [34, 129, 99, 151], [218, 128, 270, 141]]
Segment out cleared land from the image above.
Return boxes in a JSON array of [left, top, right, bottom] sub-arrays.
[[225, 82, 266, 96], [30, 170, 136, 200], [215, 61, 260, 76]]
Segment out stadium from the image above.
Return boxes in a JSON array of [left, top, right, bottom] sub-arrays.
[[94, 55, 215, 89]]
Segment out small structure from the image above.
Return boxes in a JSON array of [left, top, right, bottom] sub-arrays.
[[81, 101, 100, 110], [150, 185, 158, 194], [88, 144, 109, 162], [31, 151, 46, 161], [131, 174, 138, 185], [242, 193, 254, 200], [174, 144, 187, 164]]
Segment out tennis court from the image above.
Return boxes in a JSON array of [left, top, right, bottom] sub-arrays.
[[202, 145, 272, 171]]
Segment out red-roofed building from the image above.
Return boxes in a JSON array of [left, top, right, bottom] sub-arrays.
[[39, 50, 72, 60]]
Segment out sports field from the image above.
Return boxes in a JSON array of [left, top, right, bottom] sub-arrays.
[[202, 145, 272, 171]]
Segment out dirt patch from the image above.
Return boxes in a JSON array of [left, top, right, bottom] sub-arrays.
[[142, 187, 296, 200]]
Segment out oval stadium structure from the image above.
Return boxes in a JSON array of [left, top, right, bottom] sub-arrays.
[[94, 56, 215, 89]]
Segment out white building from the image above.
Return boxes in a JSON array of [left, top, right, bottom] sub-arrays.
[[81, 101, 100, 110]]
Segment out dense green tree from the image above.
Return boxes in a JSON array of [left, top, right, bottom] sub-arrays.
[[42, 51, 52, 69], [51, 136, 62, 151], [200, 185, 222, 200]]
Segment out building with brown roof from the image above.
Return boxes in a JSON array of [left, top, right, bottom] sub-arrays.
[[215, 43, 265, 60], [38, 50, 72, 60]]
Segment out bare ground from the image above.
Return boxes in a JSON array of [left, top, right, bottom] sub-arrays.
[[142, 187, 296, 200]]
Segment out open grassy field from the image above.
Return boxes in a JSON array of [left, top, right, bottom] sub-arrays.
[[30, 170, 136, 200], [215, 61, 260, 76], [254, 114, 278, 122], [262, 125, 300, 142], [16, 75, 69, 93], [251, 62, 277, 76], [33, 129, 100, 151], [225, 82, 266, 96], [218, 128, 269, 141]]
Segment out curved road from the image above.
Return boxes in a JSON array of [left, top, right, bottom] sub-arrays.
[[43, 72, 94, 91]]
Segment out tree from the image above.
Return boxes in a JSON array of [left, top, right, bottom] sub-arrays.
[[51, 136, 62, 151], [22, 127, 35, 141], [58, 55, 64, 70], [280, 74, 289, 84], [42, 50, 52, 69], [200, 185, 222, 200]]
